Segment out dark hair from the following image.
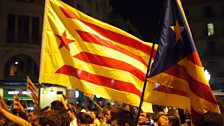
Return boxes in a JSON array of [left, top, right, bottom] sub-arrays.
[[111, 110, 135, 126], [33, 111, 61, 126], [77, 112, 94, 124], [201, 111, 224, 126], [166, 114, 180, 126], [51, 100, 64, 110]]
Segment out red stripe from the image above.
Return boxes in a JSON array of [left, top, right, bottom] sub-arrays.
[[56, 65, 142, 97], [32, 94, 39, 102], [153, 84, 189, 97], [191, 107, 203, 126], [164, 63, 217, 104], [77, 30, 148, 66], [74, 52, 146, 82], [81, 21, 156, 56], [27, 82, 37, 92], [0, 101, 7, 110], [28, 85, 37, 92], [59, 7, 156, 57], [186, 52, 202, 67], [59, 6, 78, 19]]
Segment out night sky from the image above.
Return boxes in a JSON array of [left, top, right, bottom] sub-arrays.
[[110, 0, 165, 42]]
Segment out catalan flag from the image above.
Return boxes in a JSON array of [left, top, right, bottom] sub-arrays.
[[14, 94, 25, 113], [0, 96, 8, 110], [27, 76, 39, 107], [145, 0, 220, 125], [39, 0, 157, 107]]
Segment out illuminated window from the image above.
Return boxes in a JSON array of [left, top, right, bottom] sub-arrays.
[[207, 23, 214, 36], [4, 54, 38, 81]]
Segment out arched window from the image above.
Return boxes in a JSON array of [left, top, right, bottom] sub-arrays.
[[4, 54, 38, 81]]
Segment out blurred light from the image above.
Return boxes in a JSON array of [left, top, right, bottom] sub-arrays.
[[204, 69, 211, 81], [96, 95, 101, 98], [14, 61, 18, 64], [75, 91, 79, 98], [27, 106, 34, 110]]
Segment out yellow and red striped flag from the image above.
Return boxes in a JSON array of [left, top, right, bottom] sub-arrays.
[[13, 94, 25, 113], [145, 0, 220, 125], [0, 96, 8, 110], [27, 76, 39, 107], [39, 0, 157, 107]]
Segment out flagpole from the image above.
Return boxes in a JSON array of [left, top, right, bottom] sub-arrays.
[[38, 0, 48, 110], [135, 41, 156, 125], [135, 13, 164, 126], [39, 0, 48, 86]]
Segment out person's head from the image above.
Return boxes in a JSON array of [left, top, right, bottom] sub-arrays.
[[138, 111, 150, 125], [166, 114, 180, 126], [77, 112, 94, 125], [32, 111, 62, 126], [28, 110, 40, 123], [67, 102, 74, 109], [111, 110, 134, 126], [102, 105, 122, 123], [51, 100, 64, 110], [201, 111, 224, 126], [158, 114, 169, 126], [123, 104, 131, 112]]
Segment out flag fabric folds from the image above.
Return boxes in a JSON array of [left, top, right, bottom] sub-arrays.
[[0, 96, 8, 110], [145, 0, 220, 125], [39, 0, 157, 107], [13, 94, 25, 113], [27, 76, 39, 107]]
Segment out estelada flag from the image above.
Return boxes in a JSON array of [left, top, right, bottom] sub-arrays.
[[39, 0, 157, 107], [145, 0, 220, 125], [13, 94, 25, 113], [27, 76, 39, 107], [0, 96, 8, 110]]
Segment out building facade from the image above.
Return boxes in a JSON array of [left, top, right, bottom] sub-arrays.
[[0, 0, 141, 108]]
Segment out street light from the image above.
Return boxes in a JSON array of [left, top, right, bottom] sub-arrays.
[[204, 69, 211, 82]]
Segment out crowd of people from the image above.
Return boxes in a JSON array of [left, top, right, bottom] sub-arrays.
[[0, 96, 224, 126]]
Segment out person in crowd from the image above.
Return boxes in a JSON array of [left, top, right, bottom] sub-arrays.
[[68, 103, 75, 109], [110, 110, 135, 126], [201, 111, 224, 126], [76, 112, 94, 126], [27, 109, 40, 124], [0, 113, 6, 125], [88, 109, 101, 126], [32, 110, 62, 126], [138, 111, 154, 126], [101, 105, 122, 125], [0, 106, 31, 126], [51, 100, 65, 111], [68, 107, 78, 126], [157, 114, 170, 126], [152, 105, 165, 123], [166, 114, 180, 126], [123, 104, 131, 112]]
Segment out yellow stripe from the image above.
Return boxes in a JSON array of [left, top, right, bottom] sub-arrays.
[[48, 0, 154, 63], [178, 58, 209, 86], [146, 79, 191, 109], [42, 73, 141, 106], [42, 52, 144, 90], [149, 73, 220, 113], [47, 15, 148, 73], [56, 0, 146, 43]]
